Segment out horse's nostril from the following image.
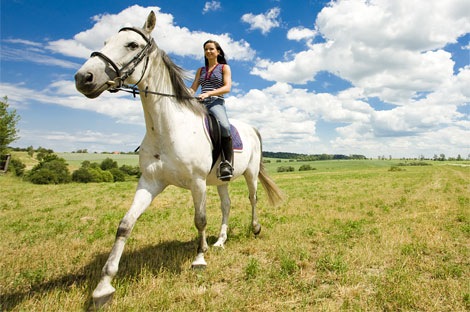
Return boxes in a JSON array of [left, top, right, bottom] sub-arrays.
[[85, 72, 93, 83]]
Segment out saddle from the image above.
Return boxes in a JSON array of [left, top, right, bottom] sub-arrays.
[[204, 113, 243, 170], [205, 113, 222, 170]]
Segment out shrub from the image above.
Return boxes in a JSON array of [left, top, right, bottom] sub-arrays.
[[100, 158, 118, 170], [8, 158, 26, 176], [119, 164, 141, 177], [72, 167, 94, 183], [277, 166, 295, 172], [299, 164, 316, 171], [29, 169, 59, 184], [88, 168, 113, 182], [110, 168, 126, 182], [28, 155, 71, 184]]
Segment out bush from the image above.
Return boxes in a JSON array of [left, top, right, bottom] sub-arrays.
[[72, 167, 113, 183], [110, 168, 126, 182], [27, 154, 71, 184], [299, 164, 316, 171], [119, 164, 141, 177], [29, 169, 59, 184], [389, 166, 405, 172], [71, 167, 94, 183], [8, 158, 26, 176], [277, 166, 295, 172], [100, 158, 118, 170]]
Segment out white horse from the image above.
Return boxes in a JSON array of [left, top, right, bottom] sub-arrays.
[[75, 11, 283, 306]]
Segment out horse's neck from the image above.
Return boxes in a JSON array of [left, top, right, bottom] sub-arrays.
[[139, 58, 199, 146]]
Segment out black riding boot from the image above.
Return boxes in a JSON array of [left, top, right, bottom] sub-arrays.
[[219, 136, 234, 181]]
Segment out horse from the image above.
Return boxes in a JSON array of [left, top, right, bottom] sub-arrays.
[[75, 11, 283, 306]]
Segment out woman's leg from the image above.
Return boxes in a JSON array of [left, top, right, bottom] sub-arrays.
[[207, 100, 233, 180]]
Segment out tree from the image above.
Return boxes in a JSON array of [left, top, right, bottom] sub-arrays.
[[0, 96, 20, 155]]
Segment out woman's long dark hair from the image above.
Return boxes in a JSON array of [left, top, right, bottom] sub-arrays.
[[204, 40, 227, 67]]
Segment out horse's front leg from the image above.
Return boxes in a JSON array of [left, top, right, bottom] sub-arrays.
[[214, 184, 230, 248], [191, 178, 209, 268], [92, 179, 165, 307]]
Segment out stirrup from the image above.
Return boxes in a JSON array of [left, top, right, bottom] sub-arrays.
[[218, 160, 233, 181]]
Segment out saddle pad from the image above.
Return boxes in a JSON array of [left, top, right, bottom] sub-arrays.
[[230, 124, 243, 151], [204, 117, 243, 152]]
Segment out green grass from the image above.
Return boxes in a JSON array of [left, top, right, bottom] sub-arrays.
[[1, 160, 469, 311]]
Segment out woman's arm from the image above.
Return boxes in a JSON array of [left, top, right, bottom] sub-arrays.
[[189, 67, 202, 94]]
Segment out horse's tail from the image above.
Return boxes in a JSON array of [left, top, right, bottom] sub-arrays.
[[254, 128, 285, 207]]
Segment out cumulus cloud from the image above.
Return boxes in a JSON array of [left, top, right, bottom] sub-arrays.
[[252, 0, 470, 104], [241, 7, 281, 35], [202, 1, 221, 14], [45, 5, 255, 62], [1, 81, 144, 125], [287, 27, 317, 43]]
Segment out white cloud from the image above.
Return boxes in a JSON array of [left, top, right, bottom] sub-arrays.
[[223, 76, 469, 157], [252, 0, 470, 105], [0, 44, 81, 69], [46, 5, 255, 62], [241, 7, 281, 35], [0, 81, 144, 125], [3, 38, 43, 47], [17, 129, 141, 153], [202, 1, 221, 14], [287, 27, 317, 42]]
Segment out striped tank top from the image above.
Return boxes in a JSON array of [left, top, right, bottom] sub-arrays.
[[199, 64, 225, 98]]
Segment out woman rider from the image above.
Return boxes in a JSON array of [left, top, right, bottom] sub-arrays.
[[190, 40, 233, 181]]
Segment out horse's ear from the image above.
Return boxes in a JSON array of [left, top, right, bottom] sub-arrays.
[[143, 11, 156, 33]]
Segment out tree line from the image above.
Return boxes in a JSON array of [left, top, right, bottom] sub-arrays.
[[263, 151, 367, 161]]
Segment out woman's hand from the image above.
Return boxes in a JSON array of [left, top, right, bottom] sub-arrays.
[[197, 92, 210, 101]]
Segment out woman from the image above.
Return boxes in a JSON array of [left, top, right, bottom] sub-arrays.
[[190, 40, 233, 181]]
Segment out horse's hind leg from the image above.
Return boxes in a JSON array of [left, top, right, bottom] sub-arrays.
[[214, 184, 231, 248], [92, 180, 164, 307], [244, 171, 261, 235]]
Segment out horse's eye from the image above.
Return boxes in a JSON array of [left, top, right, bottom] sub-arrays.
[[127, 42, 139, 50]]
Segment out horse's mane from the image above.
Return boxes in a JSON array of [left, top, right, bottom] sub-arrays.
[[158, 49, 207, 117]]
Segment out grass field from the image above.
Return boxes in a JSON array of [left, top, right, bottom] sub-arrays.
[[1, 159, 469, 311]]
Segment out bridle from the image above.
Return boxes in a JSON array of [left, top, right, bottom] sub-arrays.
[[90, 27, 156, 93], [90, 26, 196, 100]]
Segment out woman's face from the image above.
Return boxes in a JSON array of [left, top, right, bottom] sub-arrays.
[[204, 42, 219, 61]]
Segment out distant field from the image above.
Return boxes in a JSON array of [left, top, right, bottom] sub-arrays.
[[57, 153, 140, 170], [1, 159, 469, 311]]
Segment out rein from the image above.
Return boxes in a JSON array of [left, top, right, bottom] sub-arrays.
[[113, 84, 196, 99]]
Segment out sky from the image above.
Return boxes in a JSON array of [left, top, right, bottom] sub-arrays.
[[1, 0, 469, 158]]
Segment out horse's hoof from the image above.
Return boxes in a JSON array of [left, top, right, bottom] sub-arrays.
[[92, 291, 115, 309], [213, 238, 226, 249], [92, 283, 115, 308], [191, 253, 207, 269], [253, 224, 262, 236]]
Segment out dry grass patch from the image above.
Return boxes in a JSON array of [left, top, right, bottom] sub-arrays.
[[1, 161, 469, 311]]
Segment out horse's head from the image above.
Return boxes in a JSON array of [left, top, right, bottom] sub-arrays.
[[75, 11, 157, 98]]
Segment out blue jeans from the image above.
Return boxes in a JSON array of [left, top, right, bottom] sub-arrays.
[[204, 97, 231, 137]]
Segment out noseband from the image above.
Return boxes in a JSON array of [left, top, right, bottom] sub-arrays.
[[90, 27, 156, 92]]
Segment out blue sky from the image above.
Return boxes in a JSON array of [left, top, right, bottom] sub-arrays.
[[1, 0, 469, 158]]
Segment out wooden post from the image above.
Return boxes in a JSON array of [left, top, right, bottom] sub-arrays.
[[0, 154, 11, 173]]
